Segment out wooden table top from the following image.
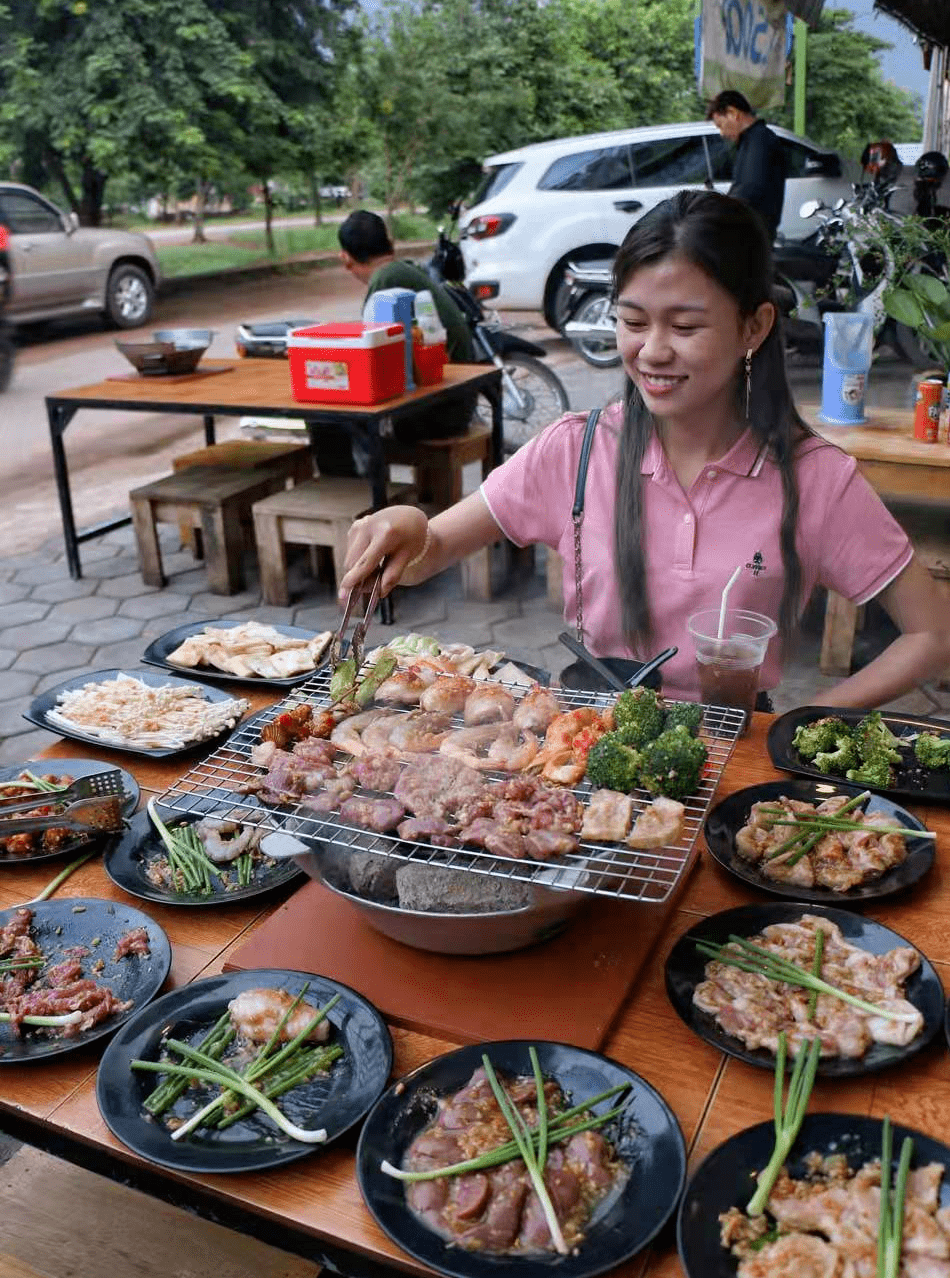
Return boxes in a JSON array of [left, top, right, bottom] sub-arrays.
[[46, 360, 501, 420], [801, 400, 950, 470], [4, 709, 950, 1278]]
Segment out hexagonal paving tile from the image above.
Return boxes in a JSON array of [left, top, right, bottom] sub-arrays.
[[0, 620, 72, 649], [0, 601, 50, 627], [30, 577, 101, 603], [97, 573, 163, 600], [0, 727, 59, 765], [12, 642, 96, 675], [48, 596, 118, 623], [0, 670, 38, 701], [69, 616, 144, 646], [118, 593, 193, 621]]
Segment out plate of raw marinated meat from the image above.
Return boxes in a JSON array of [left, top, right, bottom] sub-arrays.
[[703, 779, 934, 903], [142, 618, 334, 686], [355, 1038, 686, 1278], [664, 903, 943, 1077], [96, 968, 392, 1174], [0, 759, 140, 865], [678, 1112, 950, 1278], [0, 898, 171, 1063]]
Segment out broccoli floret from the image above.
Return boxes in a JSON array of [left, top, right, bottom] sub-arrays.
[[813, 735, 858, 776], [663, 701, 703, 736], [638, 725, 708, 800], [914, 732, 950, 770], [853, 711, 902, 766], [585, 731, 642, 792], [845, 755, 896, 789], [612, 686, 666, 747], [791, 716, 852, 760]]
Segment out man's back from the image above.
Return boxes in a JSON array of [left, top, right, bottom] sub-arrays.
[[366, 258, 474, 363], [730, 119, 785, 240]]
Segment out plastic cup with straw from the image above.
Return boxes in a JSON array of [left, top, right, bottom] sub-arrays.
[[687, 567, 777, 727]]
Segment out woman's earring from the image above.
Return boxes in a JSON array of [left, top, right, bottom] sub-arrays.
[[744, 349, 753, 419]]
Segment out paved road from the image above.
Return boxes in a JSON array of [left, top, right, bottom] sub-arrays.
[[145, 211, 347, 245]]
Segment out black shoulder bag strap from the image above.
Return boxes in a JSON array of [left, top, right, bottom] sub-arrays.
[[571, 408, 600, 643]]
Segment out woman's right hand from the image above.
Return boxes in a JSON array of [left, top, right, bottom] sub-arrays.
[[338, 505, 428, 601]]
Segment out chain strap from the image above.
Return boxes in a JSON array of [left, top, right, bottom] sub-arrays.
[[573, 510, 585, 643]]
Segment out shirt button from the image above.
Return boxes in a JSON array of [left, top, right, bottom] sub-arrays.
[[683, 514, 692, 523], [707, 469, 717, 479]]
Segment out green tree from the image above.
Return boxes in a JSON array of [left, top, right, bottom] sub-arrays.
[[770, 8, 921, 155]]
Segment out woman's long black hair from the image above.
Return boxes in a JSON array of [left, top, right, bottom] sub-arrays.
[[611, 189, 810, 651]]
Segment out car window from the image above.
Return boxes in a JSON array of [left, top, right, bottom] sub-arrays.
[[630, 136, 714, 187], [470, 163, 523, 205], [537, 145, 634, 191], [0, 190, 63, 234], [779, 140, 830, 179], [704, 134, 733, 181]]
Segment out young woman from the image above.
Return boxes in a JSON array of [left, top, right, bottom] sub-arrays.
[[338, 191, 950, 706]]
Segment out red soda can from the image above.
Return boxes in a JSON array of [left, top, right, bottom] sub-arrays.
[[914, 377, 943, 442]]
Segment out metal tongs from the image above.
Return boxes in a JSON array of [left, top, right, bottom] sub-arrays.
[[0, 769, 125, 817], [330, 561, 386, 673], [0, 795, 124, 838]]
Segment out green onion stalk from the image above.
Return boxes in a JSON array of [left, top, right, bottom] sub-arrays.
[[878, 1115, 913, 1278], [747, 1032, 821, 1216]]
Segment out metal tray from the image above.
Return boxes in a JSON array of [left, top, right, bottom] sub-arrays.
[[155, 667, 745, 905]]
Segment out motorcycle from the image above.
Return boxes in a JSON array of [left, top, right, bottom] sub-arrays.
[[0, 225, 13, 392], [560, 259, 620, 369], [428, 214, 570, 453]]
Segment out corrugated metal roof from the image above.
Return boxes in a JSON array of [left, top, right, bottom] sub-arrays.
[[874, 0, 950, 48]]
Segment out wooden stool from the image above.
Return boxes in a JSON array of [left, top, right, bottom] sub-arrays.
[[386, 424, 495, 599], [130, 465, 288, 594], [252, 478, 415, 607], [820, 507, 950, 677], [172, 440, 313, 552]]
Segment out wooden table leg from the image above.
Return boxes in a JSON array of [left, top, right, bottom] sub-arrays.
[[130, 497, 166, 588], [202, 503, 245, 594]]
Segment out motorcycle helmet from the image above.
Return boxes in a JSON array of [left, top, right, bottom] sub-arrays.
[[916, 150, 949, 185], [860, 140, 903, 187]]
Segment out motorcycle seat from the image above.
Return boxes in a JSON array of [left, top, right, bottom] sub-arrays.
[[773, 241, 837, 286]]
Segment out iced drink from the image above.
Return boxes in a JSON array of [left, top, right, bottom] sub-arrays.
[[687, 609, 777, 726]]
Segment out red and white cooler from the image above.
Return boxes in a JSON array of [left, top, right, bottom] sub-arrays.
[[287, 322, 406, 404]]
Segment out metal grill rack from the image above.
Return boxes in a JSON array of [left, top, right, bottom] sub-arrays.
[[157, 666, 746, 905]]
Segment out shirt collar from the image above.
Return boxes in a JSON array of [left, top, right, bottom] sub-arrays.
[[640, 427, 767, 477]]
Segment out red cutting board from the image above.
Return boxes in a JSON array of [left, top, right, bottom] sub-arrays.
[[225, 874, 690, 1050]]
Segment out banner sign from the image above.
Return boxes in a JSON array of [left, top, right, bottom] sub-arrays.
[[700, 0, 789, 110]]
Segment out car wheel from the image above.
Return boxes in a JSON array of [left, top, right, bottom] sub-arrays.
[[105, 264, 154, 329]]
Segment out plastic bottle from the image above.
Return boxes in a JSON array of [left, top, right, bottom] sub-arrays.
[[413, 290, 447, 344]]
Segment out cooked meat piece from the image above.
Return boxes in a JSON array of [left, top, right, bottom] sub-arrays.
[[627, 797, 685, 848], [419, 675, 477, 715], [386, 711, 454, 753], [736, 1233, 841, 1278], [344, 753, 403, 792], [463, 684, 516, 725], [113, 927, 150, 960], [375, 667, 438, 705], [440, 723, 539, 771], [512, 685, 561, 733], [301, 775, 356, 815], [194, 818, 262, 864], [581, 789, 633, 842], [338, 796, 406, 833], [331, 708, 401, 757], [393, 757, 488, 823], [228, 988, 330, 1043]]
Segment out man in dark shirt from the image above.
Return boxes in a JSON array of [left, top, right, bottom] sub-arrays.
[[707, 90, 786, 241]]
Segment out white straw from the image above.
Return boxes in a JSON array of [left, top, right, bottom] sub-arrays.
[[717, 566, 744, 639]]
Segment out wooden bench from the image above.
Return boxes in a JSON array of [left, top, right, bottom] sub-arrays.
[[172, 440, 313, 553], [129, 465, 288, 594], [820, 505, 950, 676], [385, 423, 496, 600], [252, 478, 415, 606]]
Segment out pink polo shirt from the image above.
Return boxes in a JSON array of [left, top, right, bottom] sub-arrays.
[[480, 403, 912, 701]]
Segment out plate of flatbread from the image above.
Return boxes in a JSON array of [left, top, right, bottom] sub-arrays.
[[143, 619, 333, 686]]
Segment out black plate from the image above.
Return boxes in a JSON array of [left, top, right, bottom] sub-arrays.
[[104, 808, 304, 906], [24, 668, 247, 758], [704, 779, 934, 903], [142, 618, 332, 688], [665, 902, 944, 1077], [678, 1112, 950, 1278], [0, 758, 140, 865], [0, 898, 171, 1063], [97, 968, 393, 1174], [768, 704, 950, 801], [356, 1039, 686, 1278], [558, 657, 661, 694]]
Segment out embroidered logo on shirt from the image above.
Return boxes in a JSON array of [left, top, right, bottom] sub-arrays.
[[746, 551, 765, 577]]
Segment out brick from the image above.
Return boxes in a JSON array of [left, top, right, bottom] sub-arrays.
[[13, 643, 96, 675], [118, 593, 193, 621], [47, 596, 118, 623], [0, 670, 37, 700], [69, 616, 144, 645], [0, 619, 72, 649], [30, 577, 100, 602]]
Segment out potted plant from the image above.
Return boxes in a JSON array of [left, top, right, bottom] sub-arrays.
[[881, 213, 950, 376]]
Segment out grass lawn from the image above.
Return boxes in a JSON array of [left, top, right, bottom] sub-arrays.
[[156, 212, 438, 278]]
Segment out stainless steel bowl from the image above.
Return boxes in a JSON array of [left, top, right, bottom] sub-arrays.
[[293, 841, 589, 956], [152, 327, 217, 349]]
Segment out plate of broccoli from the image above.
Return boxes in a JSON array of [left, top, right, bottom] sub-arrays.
[[767, 705, 950, 802], [704, 778, 935, 903]]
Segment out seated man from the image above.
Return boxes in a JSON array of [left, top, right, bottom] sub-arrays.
[[314, 210, 477, 476]]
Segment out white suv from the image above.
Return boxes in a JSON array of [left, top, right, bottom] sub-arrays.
[[460, 120, 860, 329]]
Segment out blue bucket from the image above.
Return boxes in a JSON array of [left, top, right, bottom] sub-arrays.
[[820, 312, 874, 425]]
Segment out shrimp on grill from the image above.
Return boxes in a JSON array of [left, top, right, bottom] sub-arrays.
[[228, 988, 331, 1044], [330, 708, 401, 757], [440, 723, 539, 772], [529, 708, 612, 785], [512, 684, 561, 733]]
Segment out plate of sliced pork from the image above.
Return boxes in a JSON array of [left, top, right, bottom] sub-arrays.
[[678, 1112, 950, 1278], [664, 903, 943, 1077], [703, 779, 935, 903]]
